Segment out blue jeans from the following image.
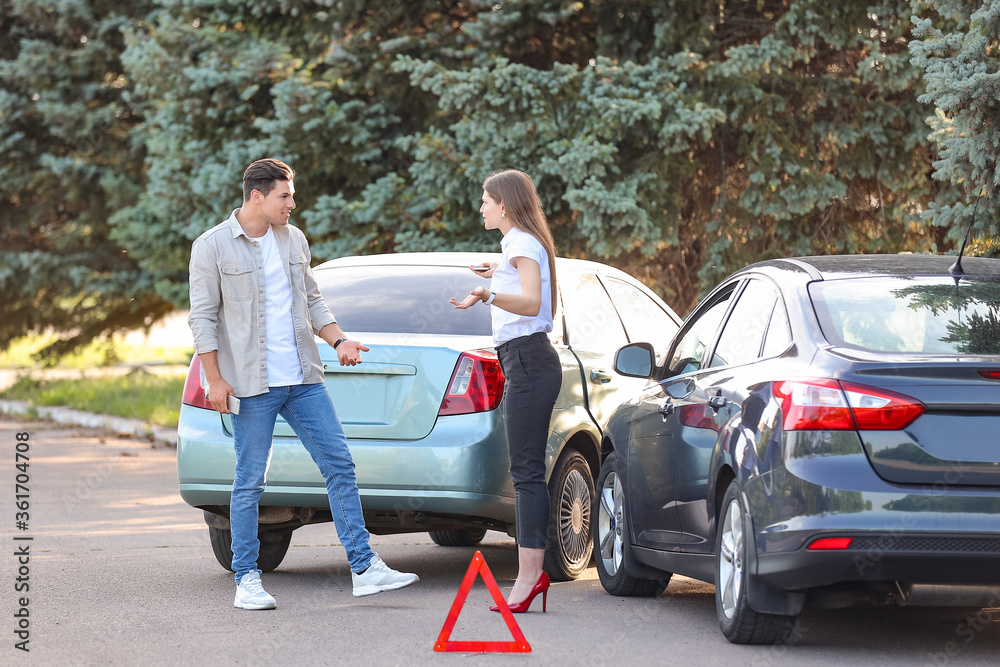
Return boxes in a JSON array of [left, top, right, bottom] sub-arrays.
[[229, 382, 375, 582]]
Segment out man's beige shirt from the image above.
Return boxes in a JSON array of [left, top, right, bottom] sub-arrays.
[[188, 210, 335, 397]]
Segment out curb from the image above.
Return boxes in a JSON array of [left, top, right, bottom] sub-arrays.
[[0, 399, 177, 448]]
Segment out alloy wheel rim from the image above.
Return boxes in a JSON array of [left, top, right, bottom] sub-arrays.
[[559, 469, 592, 564], [718, 498, 744, 620], [598, 471, 624, 575]]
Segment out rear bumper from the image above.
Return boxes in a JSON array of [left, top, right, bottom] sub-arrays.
[[745, 444, 1000, 592], [756, 533, 1000, 590], [176, 403, 515, 524]]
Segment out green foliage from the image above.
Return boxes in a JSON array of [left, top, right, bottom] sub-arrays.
[[0, 0, 172, 362], [109, 0, 948, 316], [394, 0, 944, 306], [895, 281, 1000, 354], [3, 0, 991, 356], [910, 0, 1000, 253], [944, 310, 1000, 355]]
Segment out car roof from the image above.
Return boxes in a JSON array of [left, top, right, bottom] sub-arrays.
[[314, 251, 636, 277], [740, 254, 1000, 282]]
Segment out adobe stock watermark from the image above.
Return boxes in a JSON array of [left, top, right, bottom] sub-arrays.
[[60, 459, 116, 515], [750, 620, 810, 664], [842, 463, 1000, 666], [925, 593, 1000, 666], [12, 430, 32, 652], [366, 0, 405, 39], [852, 464, 966, 578]]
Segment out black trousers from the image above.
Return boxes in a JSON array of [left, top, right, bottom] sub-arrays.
[[496, 332, 563, 550]]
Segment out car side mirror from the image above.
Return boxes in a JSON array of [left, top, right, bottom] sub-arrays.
[[614, 342, 655, 378]]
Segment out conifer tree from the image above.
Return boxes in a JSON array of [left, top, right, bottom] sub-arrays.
[[0, 0, 168, 362], [911, 0, 1000, 256], [118, 0, 943, 314], [7, 1, 985, 360]]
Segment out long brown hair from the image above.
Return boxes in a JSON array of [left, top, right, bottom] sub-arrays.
[[483, 170, 557, 317]]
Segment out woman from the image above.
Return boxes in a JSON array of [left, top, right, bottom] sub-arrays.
[[450, 169, 562, 613]]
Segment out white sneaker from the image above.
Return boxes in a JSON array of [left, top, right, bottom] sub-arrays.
[[234, 571, 277, 610], [352, 554, 419, 597]]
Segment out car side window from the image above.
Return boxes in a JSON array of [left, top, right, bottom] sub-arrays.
[[761, 296, 792, 358], [710, 279, 780, 368], [561, 272, 629, 351], [666, 285, 736, 376], [601, 277, 680, 358]]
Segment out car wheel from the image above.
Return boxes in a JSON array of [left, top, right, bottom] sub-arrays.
[[595, 452, 670, 596], [428, 527, 488, 547], [208, 525, 293, 573], [716, 480, 794, 644], [544, 450, 595, 581]]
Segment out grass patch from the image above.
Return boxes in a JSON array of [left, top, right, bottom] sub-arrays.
[[1, 371, 187, 427], [0, 333, 192, 369]]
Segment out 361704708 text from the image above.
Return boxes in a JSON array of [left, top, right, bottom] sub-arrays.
[[13, 430, 31, 652]]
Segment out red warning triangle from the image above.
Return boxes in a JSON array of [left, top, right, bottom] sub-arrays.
[[433, 550, 531, 653]]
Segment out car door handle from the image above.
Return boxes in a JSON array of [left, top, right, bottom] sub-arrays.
[[708, 395, 728, 410], [591, 370, 613, 384], [658, 401, 675, 420]]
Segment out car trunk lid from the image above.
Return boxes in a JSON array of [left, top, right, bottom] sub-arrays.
[[223, 333, 492, 440], [853, 363, 1000, 486]]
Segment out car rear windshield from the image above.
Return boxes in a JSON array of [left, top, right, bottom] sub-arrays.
[[810, 276, 1000, 355], [314, 265, 493, 335]]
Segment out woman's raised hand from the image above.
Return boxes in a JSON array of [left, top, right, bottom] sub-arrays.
[[450, 286, 487, 310]]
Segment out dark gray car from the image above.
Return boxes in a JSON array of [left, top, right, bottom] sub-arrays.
[[595, 254, 1000, 643]]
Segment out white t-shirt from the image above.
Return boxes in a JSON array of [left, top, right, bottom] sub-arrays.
[[257, 226, 304, 387], [490, 227, 554, 345]]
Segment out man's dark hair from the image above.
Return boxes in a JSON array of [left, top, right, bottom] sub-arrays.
[[242, 158, 295, 202]]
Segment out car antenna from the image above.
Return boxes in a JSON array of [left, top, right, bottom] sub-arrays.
[[949, 186, 985, 281]]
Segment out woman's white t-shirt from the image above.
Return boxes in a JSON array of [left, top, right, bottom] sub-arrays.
[[490, 227, 554, 345]]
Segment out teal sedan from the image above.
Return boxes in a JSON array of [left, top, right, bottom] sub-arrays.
[[177, 252, 682, 580]]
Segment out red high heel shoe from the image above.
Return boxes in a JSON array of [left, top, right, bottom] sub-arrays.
[[490, 572, 550, 613]]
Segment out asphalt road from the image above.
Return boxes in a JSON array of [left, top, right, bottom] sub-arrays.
[[2, 417, 998, 666]]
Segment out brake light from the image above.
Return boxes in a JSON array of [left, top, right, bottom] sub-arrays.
[[438, 350, 505, 416], [808, 537, 853, 550], [773, 379, 924, 431], [181, 355, 214, 411], [677, 404, 718, 430], [979, 370, 1000, 380]]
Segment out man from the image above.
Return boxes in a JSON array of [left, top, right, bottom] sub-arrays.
[[188, 158, 418, 610]]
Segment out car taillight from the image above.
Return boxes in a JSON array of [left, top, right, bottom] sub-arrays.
[[808, 537, 853, 550], [773, 379, 924, 431], [181, 355, 214, 411], [438, 350, 505, 416], [677, 404, 718, 430]]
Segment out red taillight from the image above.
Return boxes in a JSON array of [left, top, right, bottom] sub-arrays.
[[677, 404, 718, 430], [773, 379, 855, 430], [438, 350, 505, 416], [808, 537, 853, 551], [181, 355, 214, 410], [979, 370, 1000, 380], [773, 379, 924, 431]]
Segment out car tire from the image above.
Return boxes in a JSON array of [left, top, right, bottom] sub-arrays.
[[209, 525, 293, 573], [716, 480, 794, 644], [544, 450, 595, 581], [595, 452, 670, 596], [428, 527, 488, 547]]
